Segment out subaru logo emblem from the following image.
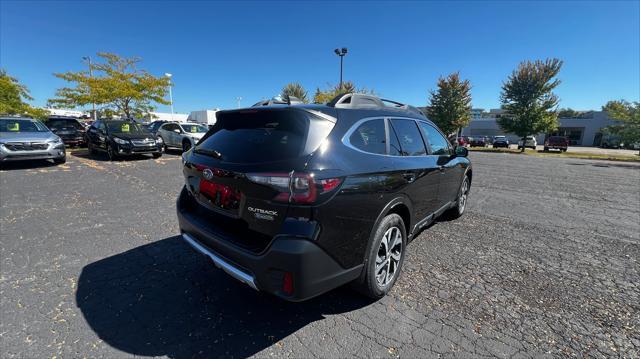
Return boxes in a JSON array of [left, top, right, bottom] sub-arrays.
[[202, 168, 214, 181]]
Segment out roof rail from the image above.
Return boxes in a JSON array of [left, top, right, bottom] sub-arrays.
[[251, 95, 304, 107], [327, 93, 425, 117]]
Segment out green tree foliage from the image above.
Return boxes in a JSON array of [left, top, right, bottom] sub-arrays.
[[426, 72, 472, 136], [602, 100, 640, 154], [558, 108, 580, 118], [497, 58, 563, 151], [312, 81, 374, 104], [281, 83, 309, 103], [0, 69, 48, 119], [48, 53, 170, 119]]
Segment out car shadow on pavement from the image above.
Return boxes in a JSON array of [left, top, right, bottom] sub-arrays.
[[76, 236, 373, 358], [162, 148, 184, 156], [71, 149, 159, 162], [0, 159, 59, 170]]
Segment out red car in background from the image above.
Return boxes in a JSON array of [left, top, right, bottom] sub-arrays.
[[544, 136, 569, 152], [456, 136, 469, 147]]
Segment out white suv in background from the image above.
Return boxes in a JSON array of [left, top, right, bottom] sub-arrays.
[[156, 122, 208, 152], [518, 136, 537, 150]]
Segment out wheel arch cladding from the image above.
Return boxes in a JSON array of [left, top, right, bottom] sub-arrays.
[[387, 203, 411, 236]]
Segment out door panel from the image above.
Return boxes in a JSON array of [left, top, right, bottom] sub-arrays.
[[388, 118, 440, 220], [436, 156, 463, 205]]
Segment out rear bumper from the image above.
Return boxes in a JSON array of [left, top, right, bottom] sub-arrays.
[[545, 145, 567, 150], [176, 187, 362, 301], [493, 142, 509, 147]]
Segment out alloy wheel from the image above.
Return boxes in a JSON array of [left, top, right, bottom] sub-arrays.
[[375, 226, 403, 288], [458, 177, 469, 214]]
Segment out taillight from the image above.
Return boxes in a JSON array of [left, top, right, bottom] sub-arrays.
[[247, 172, 343, 204], [282, 272, 294, 295]]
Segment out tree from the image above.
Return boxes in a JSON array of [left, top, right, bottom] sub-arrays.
[[558, 108, 580, 118], [48, 53, 170, 119], [281, 83, 309, 103], [0, 69, 48, 119], [602, 100, 640, 155], [312, 81, 373, 104], [497, 58, 563, 152], [426, 72, 472, 136]]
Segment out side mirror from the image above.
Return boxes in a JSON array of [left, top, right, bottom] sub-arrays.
[[455, 146, 469, 157]]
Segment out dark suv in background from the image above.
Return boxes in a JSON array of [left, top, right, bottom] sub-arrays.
[[86, 120, 162, 160], [177, 94, 472, 301], [45, 116, 86, 147]]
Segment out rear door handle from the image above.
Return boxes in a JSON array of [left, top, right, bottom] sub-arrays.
[[402, 172, 416, 183]]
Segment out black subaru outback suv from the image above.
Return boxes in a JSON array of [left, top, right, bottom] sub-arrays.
[[177, 94, 472, 301]]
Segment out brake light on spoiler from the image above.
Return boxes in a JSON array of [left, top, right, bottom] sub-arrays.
[[247, 172, 343, 204]]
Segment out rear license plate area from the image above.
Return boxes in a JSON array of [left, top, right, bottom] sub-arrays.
[[199, 179, 241, 212]]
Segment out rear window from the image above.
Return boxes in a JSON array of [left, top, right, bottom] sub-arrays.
[[46, 119, 81, 129], [196, 109, 334, 163], [549, 136, 566, 142]]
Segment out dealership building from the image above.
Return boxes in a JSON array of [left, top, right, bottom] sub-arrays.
[[459, 109, 617, 146]]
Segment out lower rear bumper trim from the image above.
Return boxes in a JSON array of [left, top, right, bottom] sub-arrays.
[[182, 232, 259, 291]]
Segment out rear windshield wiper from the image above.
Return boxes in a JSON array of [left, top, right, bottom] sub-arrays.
[[194, 147, 223, 160]]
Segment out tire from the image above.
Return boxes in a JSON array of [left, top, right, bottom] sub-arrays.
[[106, 144, 118, 161], [182, 140, 192, 152], [442, 175, 470, 220], [152, 152, 162, 159], [544, 147, 549, 152], [53, 156, 66, 165], [88, 142, 96, 155], [355, 213, 406, 299]]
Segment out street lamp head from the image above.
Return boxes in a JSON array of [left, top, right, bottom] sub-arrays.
[[334, 48, 340, 55], [342, 47, 348, 54]]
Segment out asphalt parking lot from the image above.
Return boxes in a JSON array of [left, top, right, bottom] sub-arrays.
[[1, 150, 639, 358]]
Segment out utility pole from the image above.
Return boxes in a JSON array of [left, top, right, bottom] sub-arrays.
[[165, 73, 174, 121], [334, 48, 348, 90], [82, 56, 97, 121]]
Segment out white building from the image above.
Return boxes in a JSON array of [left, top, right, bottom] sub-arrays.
[[148, 111, 189, 123], [46, 108, 88, 118], [187, 109, 220, 126], [460, 110, 617, 146]]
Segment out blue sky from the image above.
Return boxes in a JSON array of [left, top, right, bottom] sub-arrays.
[[1, 1, 639, 113]]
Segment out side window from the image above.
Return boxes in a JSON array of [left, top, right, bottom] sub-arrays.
[[388, 123, 403, 156], [349, 119, 386, 155], [389, 119, 427, 156], [97, 122, 106, 131], [420, 122, 451, 155]]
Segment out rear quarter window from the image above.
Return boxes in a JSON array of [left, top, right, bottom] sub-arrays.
[[348, 119, 387, 155]]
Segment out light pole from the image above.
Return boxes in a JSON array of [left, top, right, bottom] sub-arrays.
[[82, 56, 97, 121], [236, 96, 242, 108], [165, 73, 174, 122], [334, 47, 348, 90]]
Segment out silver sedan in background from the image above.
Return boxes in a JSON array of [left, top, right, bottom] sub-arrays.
[[155, 122, 208, 152], [0, 117, 66, 164]]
